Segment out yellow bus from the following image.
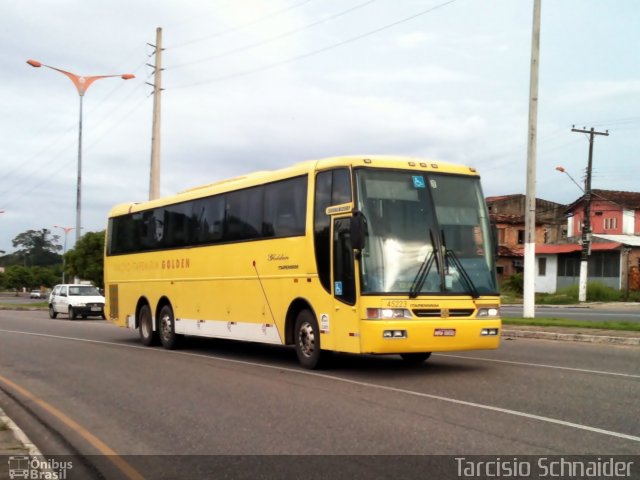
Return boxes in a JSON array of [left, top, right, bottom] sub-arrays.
[[104, 155, 500, 369]]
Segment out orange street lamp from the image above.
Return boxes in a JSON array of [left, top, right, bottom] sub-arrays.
[[555, 165, 584, 193], [27, 59, 135, 246]]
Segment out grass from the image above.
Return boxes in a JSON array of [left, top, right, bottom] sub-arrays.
[[0, 302, 47, 309], [500, 279, 640, 305], [503, 317, 640, 331]]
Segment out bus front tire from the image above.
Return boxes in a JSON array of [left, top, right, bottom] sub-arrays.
[[294, 310, 325, 370], [158, 304, 181, 350], [139, 304, 158, 346], [400, 352, 431, 364]]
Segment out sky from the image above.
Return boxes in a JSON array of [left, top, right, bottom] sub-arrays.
[[1, 0, 639, 254]]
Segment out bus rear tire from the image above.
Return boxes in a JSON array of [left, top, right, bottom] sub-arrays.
[[400, 352, 431, 364], [294, 310, 325, 370], [139, 304, 158, 346], [158, 304, 181, 350]]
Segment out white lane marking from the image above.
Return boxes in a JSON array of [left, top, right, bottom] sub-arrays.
[[1, 328, 639, 444], [435, 354, 640, 379]]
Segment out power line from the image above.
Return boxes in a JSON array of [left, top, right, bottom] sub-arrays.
[[168, 0, 378, 70], [0, 60, 148, 195], [168, 0, 315, 50], [1, 86, 149, 211], [171, 0, 458, 89]]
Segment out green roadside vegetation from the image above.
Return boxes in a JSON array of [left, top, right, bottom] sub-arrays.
[[501, 274, 640, 305], [503, 317, 640, 332], [500, 274, 640, 331], [0, 301, 48, 310]]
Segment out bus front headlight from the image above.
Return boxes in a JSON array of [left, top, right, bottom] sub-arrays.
[[366, 308, 412, 320], [477, 306, 500, 318]]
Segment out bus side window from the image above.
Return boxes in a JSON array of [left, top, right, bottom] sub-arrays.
[[332, 169, 352, 204], [314, 168, 352, 294]]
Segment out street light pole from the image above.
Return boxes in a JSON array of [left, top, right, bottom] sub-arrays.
[[54, 225, 75, 283], [27, 59, 134, 246]]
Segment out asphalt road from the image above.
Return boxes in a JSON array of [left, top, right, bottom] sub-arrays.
[[501, 304, 640, 322], [0, 310, 639, 479]]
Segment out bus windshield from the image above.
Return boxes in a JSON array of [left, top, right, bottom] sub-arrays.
[[355, 169, 497, 295]]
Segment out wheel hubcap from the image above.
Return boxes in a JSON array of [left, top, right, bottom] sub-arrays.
[[141, 314, 151, 338], [160, 313, 172, 340], [298, 322, 315, 357]]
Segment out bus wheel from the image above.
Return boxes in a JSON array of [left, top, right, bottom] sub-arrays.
[[158, 304, 180, 350], [48, 305, 57, 319], [139, 304, 158, 346], [400, 352, 431, 364], [294, 310, 325, 369]]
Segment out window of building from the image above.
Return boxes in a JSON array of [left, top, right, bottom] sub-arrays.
[[538, 257, 546, 276], [558, 254, 580, 277], [588, 251, 620, 277]]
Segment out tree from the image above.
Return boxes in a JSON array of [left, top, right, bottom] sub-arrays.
[[31, 266, 60, 289], [64, 231, 105, 287], [11, 229, 62, 267], [4, 266, 34, 294]]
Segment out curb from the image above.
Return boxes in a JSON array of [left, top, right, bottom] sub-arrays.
[[502, 329, 640, 347], [0, 407, 42, 457]]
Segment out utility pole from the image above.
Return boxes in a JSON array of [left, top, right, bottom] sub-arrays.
[[571, 126, 609, 302], [523, 0, 541, 318], [147, 27, 164, 200]]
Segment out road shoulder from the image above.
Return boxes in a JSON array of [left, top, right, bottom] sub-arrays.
[[503, 325, 640, 347]]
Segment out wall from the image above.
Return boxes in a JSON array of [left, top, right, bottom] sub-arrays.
[[623, 209, 635, 234], [567, 199, 637, 236], [535, 255, 557, 293]]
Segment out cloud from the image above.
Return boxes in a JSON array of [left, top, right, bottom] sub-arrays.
[[327, 66, 467, 85], [394, 31, 437, 49], [555, 80, 640, 106]]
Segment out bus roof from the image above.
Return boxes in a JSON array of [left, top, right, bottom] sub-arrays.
[[108, 155, 479, 218]]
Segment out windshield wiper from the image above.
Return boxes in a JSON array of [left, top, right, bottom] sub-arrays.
[[441, 233, 479, 298], [409, 229, 439, 298]]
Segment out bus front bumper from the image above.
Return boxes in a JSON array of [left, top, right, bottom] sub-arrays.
[[359, 319, 501, 354]]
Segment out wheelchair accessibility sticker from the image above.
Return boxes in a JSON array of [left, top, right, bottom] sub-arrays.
[[412, 175, 426, 189]]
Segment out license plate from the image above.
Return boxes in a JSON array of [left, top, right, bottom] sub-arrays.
[[91, 307, 101, 312], [434, 328, 456, 337]]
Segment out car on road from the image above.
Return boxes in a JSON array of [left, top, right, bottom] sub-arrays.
[[30, 290, 43, 299], [49, 284, 106, 320]]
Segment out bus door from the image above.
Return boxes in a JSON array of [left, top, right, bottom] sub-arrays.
[[331, 215, 361, 353]]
